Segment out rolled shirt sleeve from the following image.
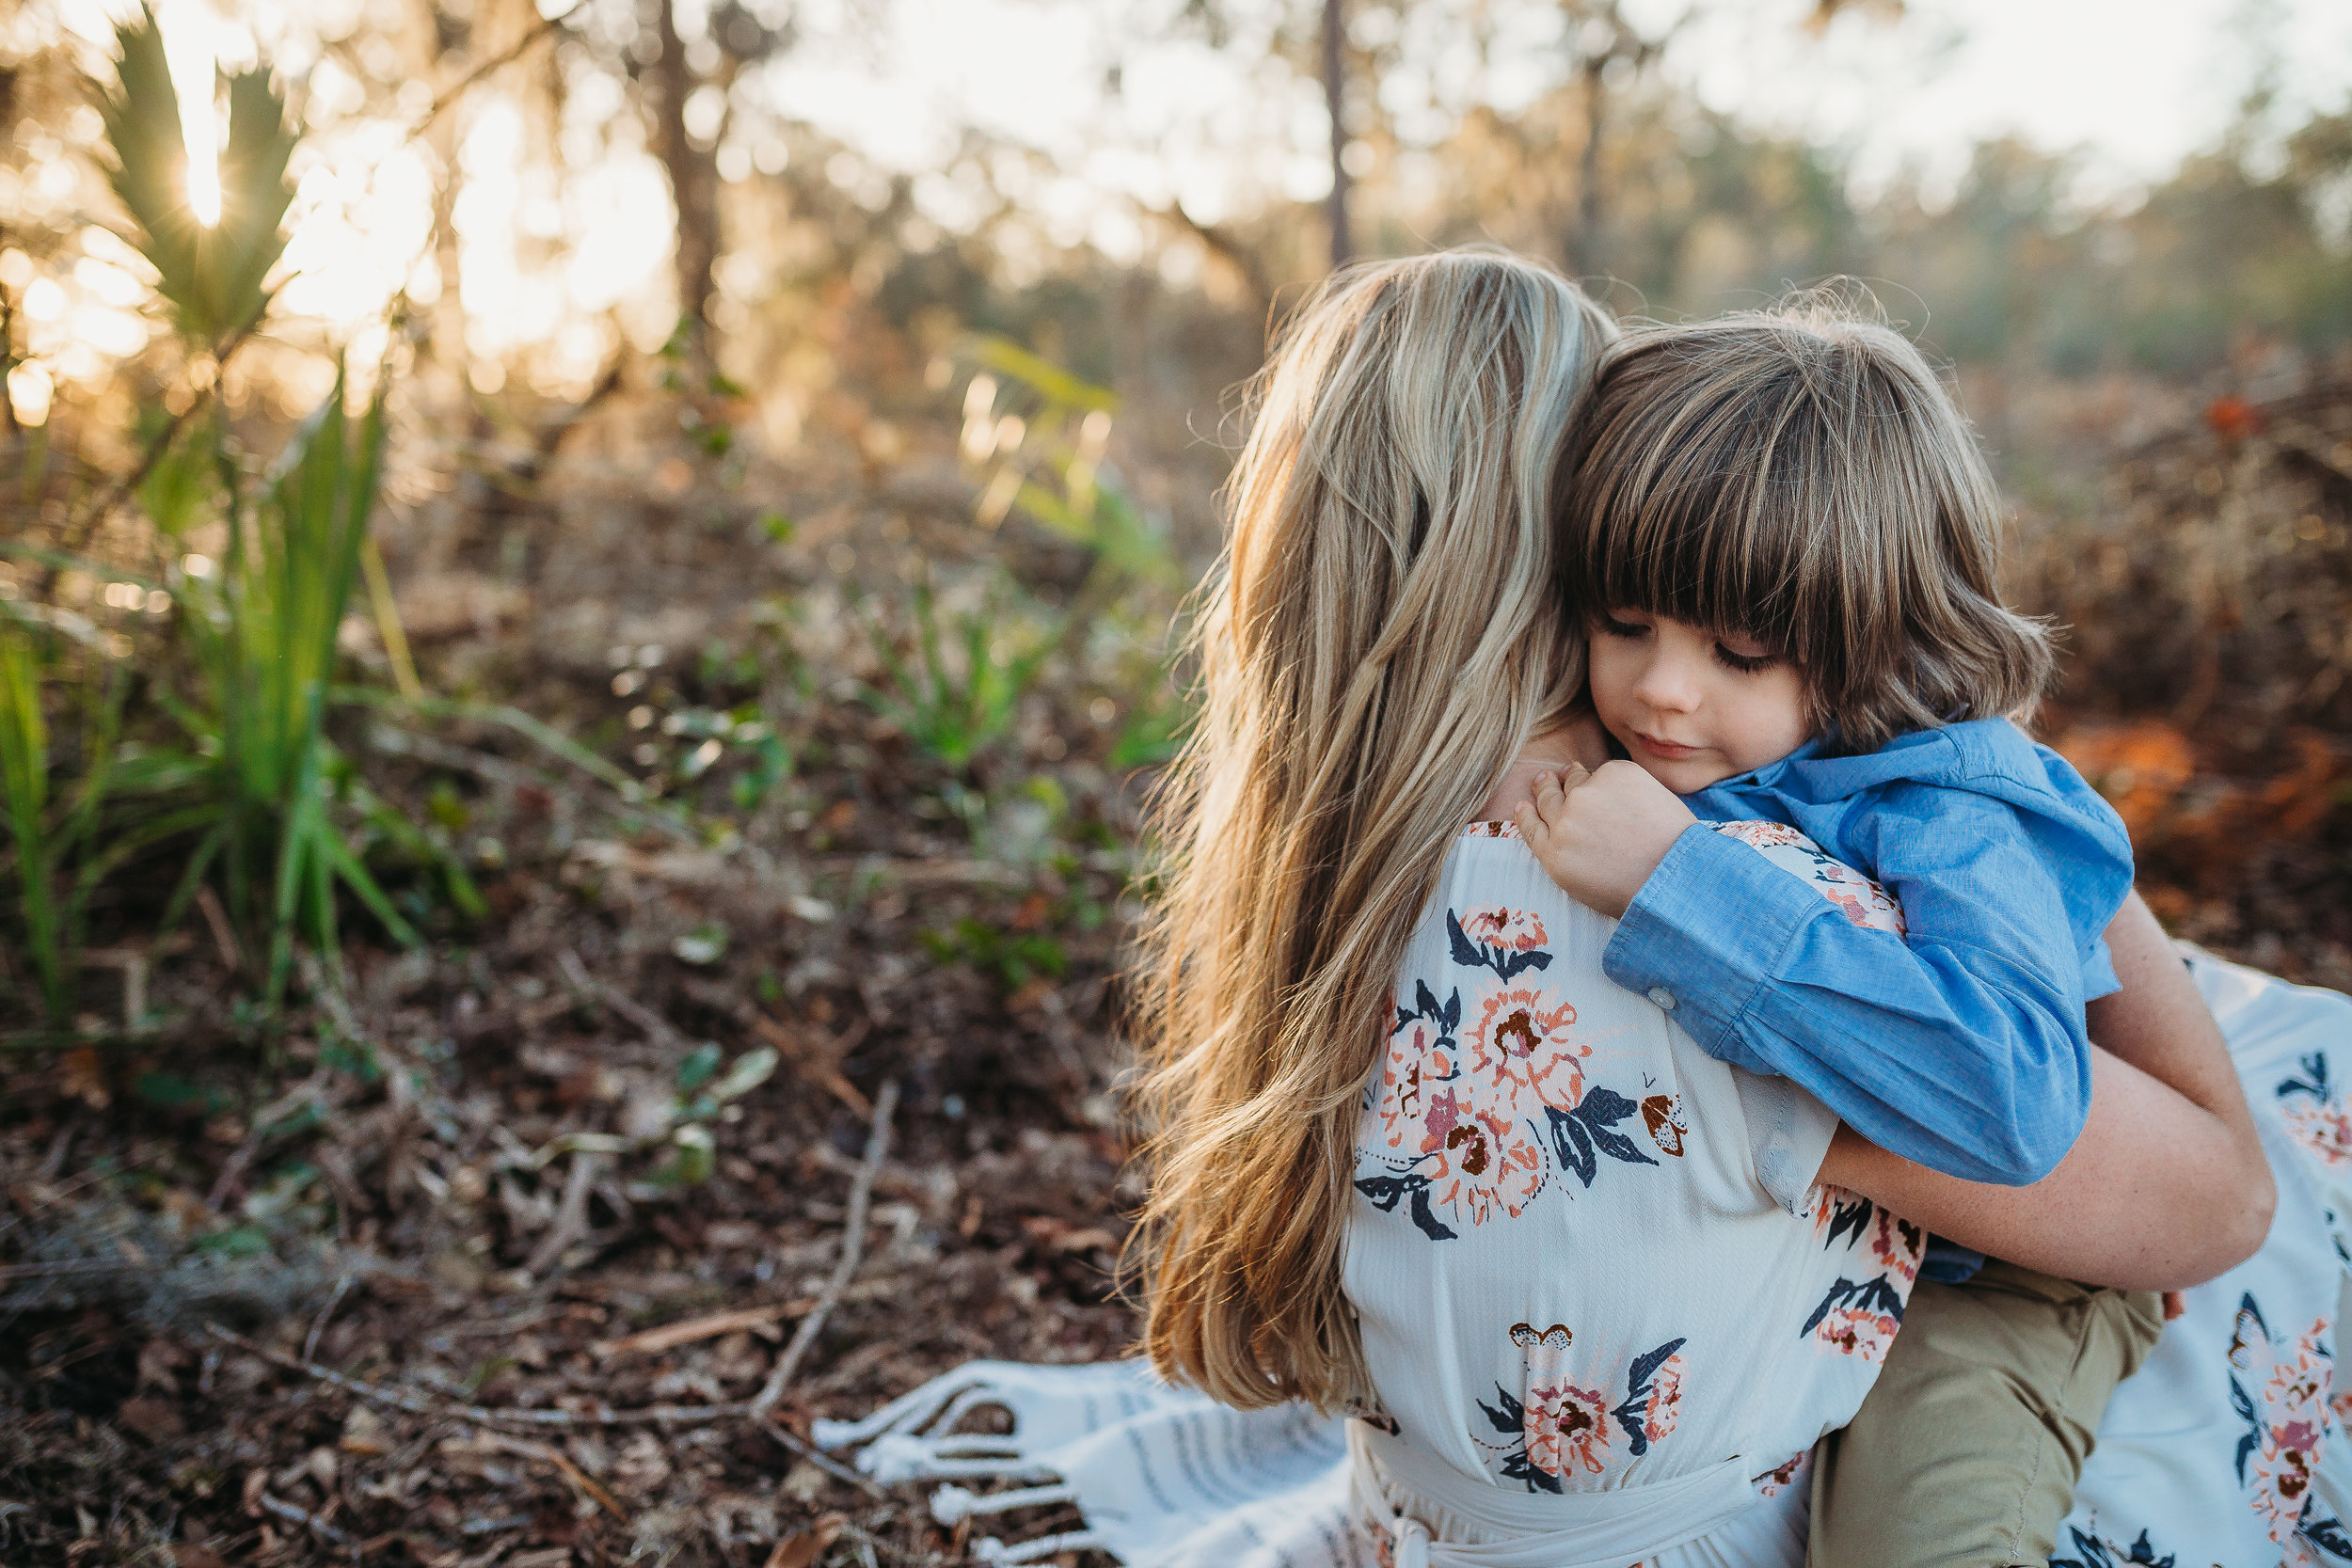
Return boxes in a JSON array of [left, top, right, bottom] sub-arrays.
[[1603, 811, 2095, 1187]]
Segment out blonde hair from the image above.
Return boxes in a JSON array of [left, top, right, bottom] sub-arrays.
[[1561, 289, 2054, 755], [1130, 248, 1615, 1411]]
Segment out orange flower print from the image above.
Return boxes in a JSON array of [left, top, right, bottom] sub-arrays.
[[1524, 1381, 1613, 1479], [1752, 1452, 1807, 1498], [1712, 820, 1806, 849], [1640, 1352, 1686, 1444], [1812, 862, 1905, 937], [2279, 1096, 2352, 1170], [1708, 821, 1907, 937], [1812, 1305, 1901, 1362], [1458, 907, 1548, 954], [1800, 1193, 1914, 1361], [1378, 1007, 1460, 1158], [1469, 987, 1586, 1113], [2248, 1323, 2334, 1544], [1866, 1207, 1925, 1290], [1432, 1096, 1545, 1225]]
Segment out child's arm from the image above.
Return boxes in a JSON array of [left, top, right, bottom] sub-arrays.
[[1516, 760, 2095, 1186], [1819, 894, 2276, 1288]]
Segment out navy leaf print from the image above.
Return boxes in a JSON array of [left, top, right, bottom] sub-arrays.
[[1544, 1085, 1661, 1188], [2227, 1290, 2269, 1484], [1548, 1106, 1596, 1186], [1574, 1087, 1658, 1168], [1498, 1449, 1565, 1495], [1408, 1185, 1457, 1242], [1798, 1275, 1906, 1338], [2279, 1051, 2333, 1104], [1444, 910, 1554, 981], [2303, 1513, 2352, 1561], [2051, 1528, 2176, 1568], [1402, 978, 1461, 1039], [1820, 1193, 1875, 1253], [1626, 1338, 1686, 1391], [1477, 1383, 1525, 1434], [1447, 911, 1484, 969], [1353, 1172, 1458, 1242], [2228, 1371, 2261, 1483], [1609, 1338, 1687, 1455]]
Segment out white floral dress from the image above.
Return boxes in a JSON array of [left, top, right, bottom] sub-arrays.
[[1340, 820, 1917, 1564], [817, 823, 2352, 1568]]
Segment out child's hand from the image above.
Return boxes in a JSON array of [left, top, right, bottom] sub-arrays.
[[1513, 761, 1698, 919]]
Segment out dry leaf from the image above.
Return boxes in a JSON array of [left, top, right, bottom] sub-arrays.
[[115, 1396, 186, 1444], [764, 1513, 845, 1568], [341, 1404, 390, 1455], [57, 1047, 111, 1110]]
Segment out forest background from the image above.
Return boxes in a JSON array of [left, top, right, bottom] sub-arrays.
[[3, 0, 2351, 1563]]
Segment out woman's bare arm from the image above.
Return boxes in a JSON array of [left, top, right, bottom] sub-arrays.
[[1815, 892, 2276, 1291]]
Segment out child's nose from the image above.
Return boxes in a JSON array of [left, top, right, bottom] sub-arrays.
[[1633, 652, 1703, 713]]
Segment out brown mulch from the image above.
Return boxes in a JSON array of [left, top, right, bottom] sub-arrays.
[[5, 362, 2351, 1568]]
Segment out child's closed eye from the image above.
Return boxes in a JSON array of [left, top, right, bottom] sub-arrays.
[[1597, 610, 1782, 674], [1711, 640, 1780, 674]]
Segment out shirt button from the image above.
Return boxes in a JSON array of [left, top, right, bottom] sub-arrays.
[[1647, 987, 1677, 1011]]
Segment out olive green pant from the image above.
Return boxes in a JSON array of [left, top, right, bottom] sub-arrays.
[[1808, 1260, 2167, 1568]]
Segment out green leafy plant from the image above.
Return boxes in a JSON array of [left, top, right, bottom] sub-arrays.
[[96, 4, 296, 350], [920, 915, 1068, 993], [860, 574, 1054, 769], [0, 626, 113, 1023], [0, 625, 193, 1026], [961, 336, 1179, 598], [156, 374, 451, 1005], [84, 15, 473, 1012]]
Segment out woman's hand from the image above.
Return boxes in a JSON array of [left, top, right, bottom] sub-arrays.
[[1814, 892, 2277, 1292], [1512, 762, 1697, 919]]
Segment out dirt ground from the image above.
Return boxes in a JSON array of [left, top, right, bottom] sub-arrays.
[[4, 369, 2350, 1568]]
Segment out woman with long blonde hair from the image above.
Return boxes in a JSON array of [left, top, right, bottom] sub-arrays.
[[1131, 247, 1617, 1413], [818, 255, 2322, 1566]]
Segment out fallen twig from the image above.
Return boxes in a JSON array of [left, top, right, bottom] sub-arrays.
[[303, 1271, 357, 1364], [748, 1014, 873, 1117], [525, 1148, 603, 1276], [255, 1491, 354, 1548], [207, 1067, 333, 1212], [203, 1323, 743, 1429], [592, 1300, 810, 1361], [0, 1258, 152, 1284], [448, 1430, 628, 1521], [558, 949, 691, 1052], [750, 1080, 899, 1418], [766, 1423, 884, 1497]]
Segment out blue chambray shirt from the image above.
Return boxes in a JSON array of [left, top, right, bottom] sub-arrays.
[[1601, 717, 2133, 1196]]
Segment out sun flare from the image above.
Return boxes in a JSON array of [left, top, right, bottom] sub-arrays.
[[159, 0, 220, 227]]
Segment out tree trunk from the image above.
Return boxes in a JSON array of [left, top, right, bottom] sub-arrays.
[[652, 0, 717, 354], [1570, 52, 1605, 278], [1323, 0, 1350, 270]]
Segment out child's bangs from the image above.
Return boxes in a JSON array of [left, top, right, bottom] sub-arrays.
[[1570, 368, 1825, 661]]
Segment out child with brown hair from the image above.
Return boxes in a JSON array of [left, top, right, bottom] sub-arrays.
[[1513, 293, 2265, 1565]]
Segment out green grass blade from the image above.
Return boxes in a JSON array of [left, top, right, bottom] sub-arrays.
[[315, 827, 420, 949]]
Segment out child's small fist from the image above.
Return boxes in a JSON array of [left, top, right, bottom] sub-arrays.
[[1512, 759, 1698, 919]]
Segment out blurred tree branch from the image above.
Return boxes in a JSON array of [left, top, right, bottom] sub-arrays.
[[1324, 0, 1350, 268], [652, 0, 720, 360]]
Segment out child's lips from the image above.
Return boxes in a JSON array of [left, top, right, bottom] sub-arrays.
[[1632, 732, 1700, 760]]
